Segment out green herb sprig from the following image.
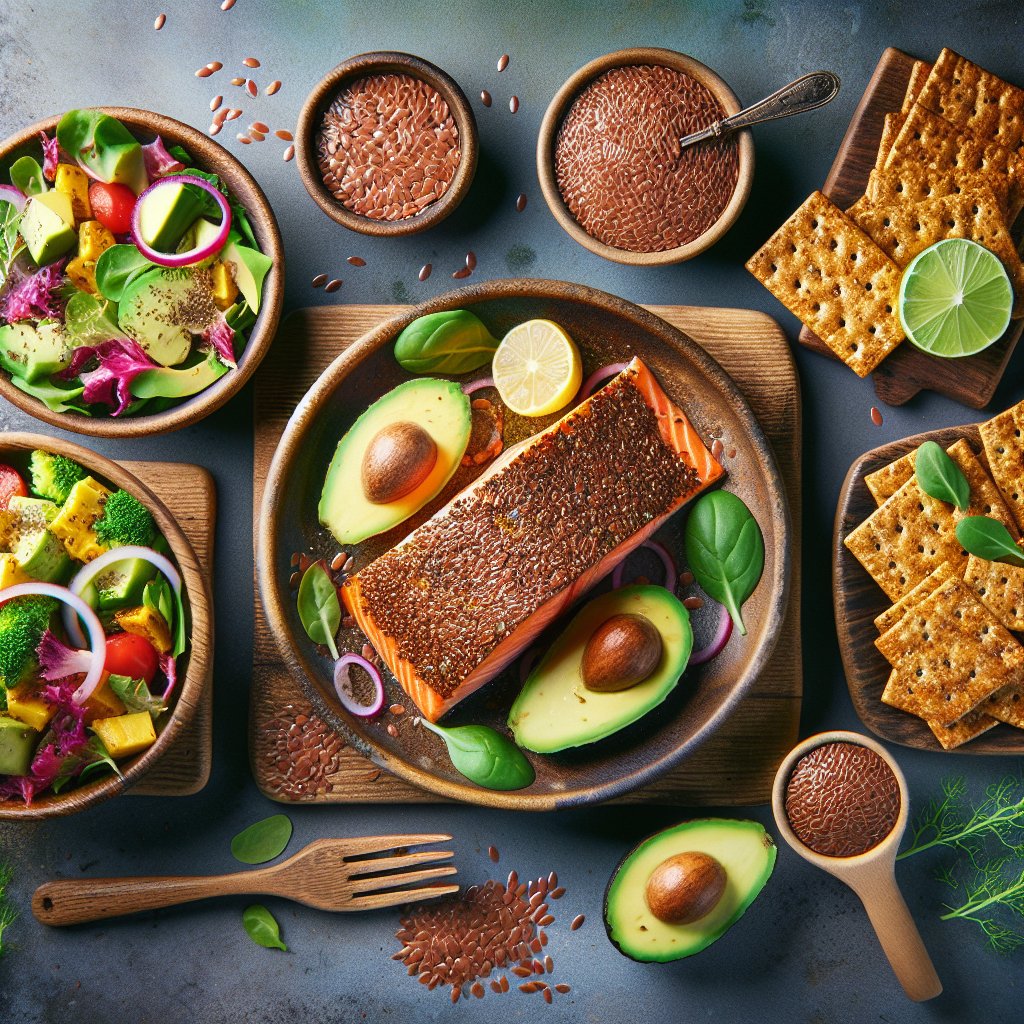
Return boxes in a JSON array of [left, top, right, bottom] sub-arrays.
[[0, 863, 15, 957]]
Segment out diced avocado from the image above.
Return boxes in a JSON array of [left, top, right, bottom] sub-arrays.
[[130, 349, 229, 400], [93, 557, 156, 610], [19, 191, 76, 265], [136, 180, 206, 254], [91, 711, 156, 758], [6, 684, 56, 732], [177, 217, 225, 268], [508, 585, 693, 753], [0, 715, 39, 776], [8, 496, 72, 583], [604, 818, 777, 962], [118, 268, 219, 366], [222, 241, 272, 314], [319, 378, 472, 546], [0, 321, 72, 383], [56, 111, 147, 196]]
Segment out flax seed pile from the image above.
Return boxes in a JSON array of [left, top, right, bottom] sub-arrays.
[[555, 64, 739, 252], [317, 73, 460, 222]]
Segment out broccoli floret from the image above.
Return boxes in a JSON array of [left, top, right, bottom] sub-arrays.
[[93, 490, 157, 549], [0, 594, 58, 691], [29, 450, 87, 504]]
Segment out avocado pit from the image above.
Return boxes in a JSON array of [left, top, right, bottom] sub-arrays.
[[360, 421, 438, 505], [581, 612, 662, 692], [645, 851, 727, 925]]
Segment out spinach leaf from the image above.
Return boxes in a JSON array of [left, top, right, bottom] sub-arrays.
[[297, 562, 340, 659], [108, 674, 167, 719], [143, 577, 174, 629], [242, 904, 287, 951], [916, 441, 970, 510], [52, 736, 122, 793], [10, 156, 46, 196], [955, 516, 1024, 567], [95, 245, 155, 302], [231, 814, 293, 865], [10, 375, 87, 413], [56, 110, 144, 192], [684, 490, 765, 636], [394, 310, 500, 375], [63, 290, 128, 347], [420, 719, 535, 791], [0, 200, 24, 289]]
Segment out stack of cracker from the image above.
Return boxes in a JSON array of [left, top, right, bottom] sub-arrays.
[[844, 398, 1024, 749], [747, 49, 1024, 378]]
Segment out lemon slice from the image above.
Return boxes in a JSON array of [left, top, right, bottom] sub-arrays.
[[492, 319, 582, 416], [898, 238, 1013, 358]]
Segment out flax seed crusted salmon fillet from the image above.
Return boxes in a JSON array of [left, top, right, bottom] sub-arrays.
[[342, 357, 725, 721]]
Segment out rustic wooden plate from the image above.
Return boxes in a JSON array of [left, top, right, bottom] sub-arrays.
[[835, 423, 1024, 753], [256, 279, 791, 809], [0, 433, 214, 819]]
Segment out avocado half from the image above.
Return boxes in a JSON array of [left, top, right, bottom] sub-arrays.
[[319, 378, 471, 545], [507, 585, 692, 753], [604, 818, 776, 963]]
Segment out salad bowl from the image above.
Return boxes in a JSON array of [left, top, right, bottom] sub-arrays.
[[0, 432, 212, 820], [0, 107, 284, 438]]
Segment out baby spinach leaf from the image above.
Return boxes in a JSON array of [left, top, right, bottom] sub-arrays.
[[95, 245, 155, 302], [297, 562, 340, 660], [143, 577, 174, 630], [394, 310, 500, 375], [108, 674, 167, 719], [916, 441, 970, 510], [0, 200, 24, 289], [684, 490, 765, 636], [420, 719, 535, 791], [10, 375, 86, 413], [231, 814, 293, 865], [10, 156, 46, 196], [63, 290, 128, 347], [242, 904, 287, 951], [955, 516, 1024, 567]]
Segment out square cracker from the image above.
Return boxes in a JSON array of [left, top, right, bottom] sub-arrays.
[[902, 60, 933, 115], [865, 449, 917, 505], [864, 164, 1013, 225], [746, 191, 904, 377], [874, 562, 956, 634], [965, 553, 1024, 631], [979, 400, 1024, 532], [986, 687, 1024, 730], [881, 672, 999, 750], [877, 576, 1024, 725], [874, 112, 905, 174]]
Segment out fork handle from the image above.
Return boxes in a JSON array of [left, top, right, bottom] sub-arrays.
[[33, 870, 271, 927]]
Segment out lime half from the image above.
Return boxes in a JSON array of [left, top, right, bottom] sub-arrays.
[[898, 238, 1012, 358]]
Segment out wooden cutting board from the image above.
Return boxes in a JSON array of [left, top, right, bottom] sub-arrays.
[[250, 304, 801, 806], [797, 46, 1024, 410], [126, 462, 214, 796]]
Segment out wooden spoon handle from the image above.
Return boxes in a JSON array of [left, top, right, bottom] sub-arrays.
[[856, 871, 942, 1002], [33, 870, 263, 927]]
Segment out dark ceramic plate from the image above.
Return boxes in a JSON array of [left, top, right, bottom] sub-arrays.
[[257, 279, 790, 809]]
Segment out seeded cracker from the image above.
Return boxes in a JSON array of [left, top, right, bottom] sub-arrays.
[[877, 576, 1024, 725], [901, 60, 933, 116], [965, 554, 1024, 631], [865, 449, 918, 506], [863, 164, 1013, 225], [985, 687, 1024, 730], [874, 562, 956, 635], [880, 675, 1000, 750], [873, 112, 905, 174], [745, 191, 904, 377], [979, 400, 1024, 533]]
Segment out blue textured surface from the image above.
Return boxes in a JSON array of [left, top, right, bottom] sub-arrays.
[[1, 1, 1023, 1021]]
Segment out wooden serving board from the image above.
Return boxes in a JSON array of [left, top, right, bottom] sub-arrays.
[[798, 47, 1024, 410], [125, 461, 215, 795], [250, 304, 802, 806], [834, 424, 1023, 754]]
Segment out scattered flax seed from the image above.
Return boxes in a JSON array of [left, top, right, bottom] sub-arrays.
[[544, 955, 553, 973], [542, 988, 553, 1004], [251, 121, 270, 134], [275, 129, 293, 141], [386, 723, 399, 738], [267, 80, 282, 96], [498, 54, 510, 72], [288, 571, 300, 588], [220, 0, 236, 9], [330, 552, 345, 570], [684, 595, 705, 611], [452, 267, 471, 279], [250, 129, 266, 142], [347, 256, 366, 267], [389, 703, 406, 716], [490, 980, 502, 994], [549, 886, 565, 899], [230, 77, 245, 86], [243, 57, 261, 68], [246, 80, 258, 97], [870, 406, 884, 427], [225, 109, 242, 121], [487, 845, 499, 863], [237, 134, 252, 144], [727, 446, 737, 459], [154, 13, 166, 30], [481, 90, 492, 107], [196, 67, 213, 78], [555, 984, 571, 994], [290, 552, 301, 567], [466, 250, 477, 270], [570, 914, 585, 931], [207, 61, 223, 72], [711, 438, 725, 461], [324, 278, 342, 293], [211, 95, 223, 112], [283, 145, 295, 162], [509, 95, 520, 113], [418, 263, 432, 282], [516, 193, 527, 212], [209, 124, 222, 136]]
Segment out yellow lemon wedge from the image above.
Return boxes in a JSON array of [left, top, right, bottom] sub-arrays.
[[492, 319, 582, 417]]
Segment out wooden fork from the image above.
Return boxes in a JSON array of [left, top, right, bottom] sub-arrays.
[[33, 834, 458, 927]]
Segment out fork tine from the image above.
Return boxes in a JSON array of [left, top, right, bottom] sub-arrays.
[[347, 849, 453, 877], [341, 834, 453, 859], [349, 864, 458, 896], [350, 882, 460, 911]]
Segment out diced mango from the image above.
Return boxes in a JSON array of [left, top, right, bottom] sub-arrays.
[[66, 256, 98, 295], [7, 683, 57, 731], [0, 510, 19, 550], [91, 711, 156, 759], [114, 605, 171, 654], [50, 476, 111, 562], [0, 553, 29, 588], [211, 261, 238, 311], [55, 164, 92, 222], [82, 673, 126, 725], [78, 220, 115, 262]]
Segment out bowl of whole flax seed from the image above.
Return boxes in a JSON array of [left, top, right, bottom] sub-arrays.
[[537, 48, 754, 266], [296, 51, 478, 237]]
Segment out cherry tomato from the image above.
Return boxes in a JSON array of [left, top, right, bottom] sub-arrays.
[[0, 464, 28, 509], [88, 181, 137, 234], [104, 632, 159, 685]]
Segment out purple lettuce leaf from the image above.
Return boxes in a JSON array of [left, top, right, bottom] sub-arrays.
[[142, 136, 185, 179], [39, 132, 60, 182], [59, 337, 157, 415], [1, 259, 67, 324], [37, 629, 93, 682], [201, 313, 237, 368]]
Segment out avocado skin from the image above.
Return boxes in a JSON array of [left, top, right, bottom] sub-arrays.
[[130, 351, 229, 400]]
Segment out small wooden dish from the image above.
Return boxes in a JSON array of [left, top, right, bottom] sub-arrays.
[[536, 47, 754, 266], [0, 432, 213, 821], [0, 107, 284, 438], [834, 422, 1024, 754], [295, 51, 478, 237]]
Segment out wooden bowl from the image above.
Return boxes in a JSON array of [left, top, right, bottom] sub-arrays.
[[0, 432, 213, 820], [295, 51, 478, 237], [0, 107, 284, 438], [256, 278, 790, 810], [537, 48, 754, 266], [835, 422, 1024, 754]]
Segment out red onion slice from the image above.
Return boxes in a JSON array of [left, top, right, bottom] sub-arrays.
[[578, 361, 629, 401], [462, 376, 494, 395], [333, 653, 385, 718], [611, 539, 677, 593], [0, 184, 27, 212], [688, 600, 733, 666], [130, 174, 231, 268]]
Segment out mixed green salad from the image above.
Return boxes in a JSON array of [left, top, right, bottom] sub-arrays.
[[0, 450, 188, 803], [0, 109, 273, 417]]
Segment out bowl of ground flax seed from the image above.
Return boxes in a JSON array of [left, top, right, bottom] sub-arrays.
[[537, 48, 754, 265], [296, 51, 478, 237]]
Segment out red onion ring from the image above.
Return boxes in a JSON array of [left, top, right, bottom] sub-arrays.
[[333, 653, 385, 718], [578, 361, 629, 401], [611, 539, 677, 593], [462, 376, 494, 395], [0, 184, 27, 212], [130, 174, 231, 268], [688, 600, 733, 666]]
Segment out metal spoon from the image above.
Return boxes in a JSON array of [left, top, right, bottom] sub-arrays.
[[679, 70, 841, 150]]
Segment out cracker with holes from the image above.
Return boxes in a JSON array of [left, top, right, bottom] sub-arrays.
[[864, 162, 1013, 224], [745, 191, 904, 377], [979, 400, 1024, 532], [901, 60, 933, 115], [877, 576, 1024, 725], [874, 561, 956, 634], [965, 554, 1024, 630], [928, 708, 1000, 750], [874, 112, 905, 173]]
